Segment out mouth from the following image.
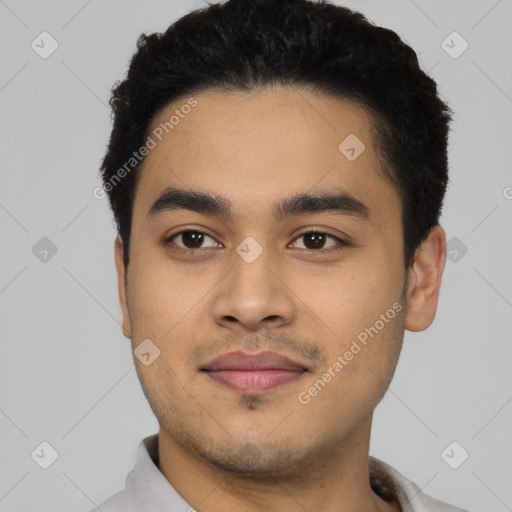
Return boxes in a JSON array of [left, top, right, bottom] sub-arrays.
[[200, 350, 308, 393]]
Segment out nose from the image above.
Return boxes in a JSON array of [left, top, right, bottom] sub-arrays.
[[212, 244, 296, 332]]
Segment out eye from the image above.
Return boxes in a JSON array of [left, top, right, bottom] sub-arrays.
[[165, 229, 347, 253], [166, 230, 220, 251], [289, 231, 347, 252]]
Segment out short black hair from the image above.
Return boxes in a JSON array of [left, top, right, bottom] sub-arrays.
[[99, 0, 452, 269]]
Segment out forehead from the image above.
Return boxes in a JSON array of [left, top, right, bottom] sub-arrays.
[[132, 87, 400, 225]]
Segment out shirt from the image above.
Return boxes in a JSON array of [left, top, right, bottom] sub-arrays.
[[88, 434, 470, 512]]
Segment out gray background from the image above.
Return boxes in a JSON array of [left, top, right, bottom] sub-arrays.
[[0, 0, 511, 510]]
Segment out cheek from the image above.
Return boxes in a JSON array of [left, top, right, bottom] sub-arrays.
[[304, 307, 404, 420], [315, 258, 404, 377], [316, 261, 400, 330], [126, 257, 186, 340], [126, 257, 216, 368]]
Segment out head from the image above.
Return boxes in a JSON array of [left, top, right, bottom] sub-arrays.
[[101, 0, 451, 478]]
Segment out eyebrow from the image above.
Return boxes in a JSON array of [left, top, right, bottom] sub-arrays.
[[147, 186, 370, 223]]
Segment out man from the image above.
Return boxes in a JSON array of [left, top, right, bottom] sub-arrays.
[[91, 0, 468, 510]]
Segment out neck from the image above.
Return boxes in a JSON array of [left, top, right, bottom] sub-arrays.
[[157, 416, 400, 512]]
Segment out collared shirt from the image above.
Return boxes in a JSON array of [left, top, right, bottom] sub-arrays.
[[88, 434, 469, 512]]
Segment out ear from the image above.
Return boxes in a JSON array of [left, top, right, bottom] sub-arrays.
[[404, 225, 447, 332], [114, 235, 132, 339]]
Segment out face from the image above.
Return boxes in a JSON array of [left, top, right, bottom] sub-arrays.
[[115, 87, 444, 478]]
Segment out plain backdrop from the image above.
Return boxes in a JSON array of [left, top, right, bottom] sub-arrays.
[[0, 1, 511, 511]]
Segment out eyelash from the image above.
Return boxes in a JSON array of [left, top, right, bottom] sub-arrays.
[[164, 229, 348, 254]]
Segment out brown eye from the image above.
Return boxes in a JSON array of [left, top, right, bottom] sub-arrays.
[[290, 231, 347, 251], [167, 230, 219, 250]]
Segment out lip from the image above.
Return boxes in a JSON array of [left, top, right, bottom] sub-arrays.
[[200, 350, 308, 393]]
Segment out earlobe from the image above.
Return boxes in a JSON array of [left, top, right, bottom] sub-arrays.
[[404, 225, 447, 332], [114, 236, 133, 339]]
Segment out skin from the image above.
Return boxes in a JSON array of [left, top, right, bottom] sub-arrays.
[[114, 87, 446, 512]]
